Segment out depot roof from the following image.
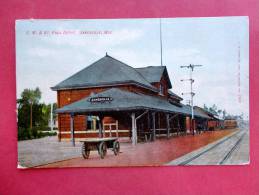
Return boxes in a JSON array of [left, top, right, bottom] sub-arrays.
[[56, 88, 210, 119], [51, 55, 158, 92], [168, 90, 183, 100], [135, 66, 172, 88]]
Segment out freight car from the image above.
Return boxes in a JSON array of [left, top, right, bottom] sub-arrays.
[[207, 120, 222, 130], [224, 119, 238, 129]]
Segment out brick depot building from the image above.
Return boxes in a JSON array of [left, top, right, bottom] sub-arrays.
[[52, 54, 215, 145]]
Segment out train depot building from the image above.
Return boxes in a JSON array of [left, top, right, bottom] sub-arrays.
[[52, 54, 221, 145]]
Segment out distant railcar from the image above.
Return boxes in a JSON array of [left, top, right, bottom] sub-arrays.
[[207, 119, 224, 130], [207, 120, 220, 130], [224, 119, 238, 129]]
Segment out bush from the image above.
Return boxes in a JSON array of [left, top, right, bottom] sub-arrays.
[[42, 131, 57, 136], [18, 127, 57, 141], [31, 127, 38, 139], [18, 127, 32, 140], [44, 127, 51, 131], [42, 126, 58, 131], [38, 131, 44, 137], [18, 127, 25, 140]]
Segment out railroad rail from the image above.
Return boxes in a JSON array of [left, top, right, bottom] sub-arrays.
[[218, 132, 246, 165]]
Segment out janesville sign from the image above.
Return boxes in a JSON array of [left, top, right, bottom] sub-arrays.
[[89, 97, 113, 103]]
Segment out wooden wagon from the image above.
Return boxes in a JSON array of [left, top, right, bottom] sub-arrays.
[[80, 137, 120, 159]]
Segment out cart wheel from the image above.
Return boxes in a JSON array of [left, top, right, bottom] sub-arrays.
[[113, 141, 120, 155], [82, 142, 90, 159], [99, 142, 107, 159]]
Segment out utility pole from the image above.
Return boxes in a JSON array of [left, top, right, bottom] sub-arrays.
[[159, 18, 163, 66], [180, 64, 202, 135], [186, 100, 191, 105]]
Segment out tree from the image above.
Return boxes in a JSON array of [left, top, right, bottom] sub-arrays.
[[208, 104, 218, 115], [212, 104, 217, 111], [204, 104, 226, 118], [217, 109, 222, 117], [18, 87, 41, 129], [203, 104, 208, 111], [222, 109, 227, 119], [41, 103, 57, 128]]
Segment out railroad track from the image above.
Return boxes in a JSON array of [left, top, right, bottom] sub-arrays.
[[218, 132, 246, 165], [178, 130, 247, 165]]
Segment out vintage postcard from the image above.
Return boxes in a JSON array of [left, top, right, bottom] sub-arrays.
[[16, 17, 249, 168]]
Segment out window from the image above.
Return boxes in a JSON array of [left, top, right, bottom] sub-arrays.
[[159, 84, 164, 95], [86, 115, 98, 130]]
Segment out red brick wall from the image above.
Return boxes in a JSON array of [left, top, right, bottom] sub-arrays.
[[56, 82, 169, 140], [57, 84, 157, 108], [208, 120, 222, 130], [185, 117, 196, 132], [186, 117, 190, 130], [57, 85, 138, 140]]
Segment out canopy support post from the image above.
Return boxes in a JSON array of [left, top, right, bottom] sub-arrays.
[[131, 113, 137, 145], [116, 120, 119, 138], [98, 115, 104, 138], [177, 115, 181, 136], [152, 112, 156, 141], [147, 111, 150, 132], [70, 113, 75, 146], [166, 113, 170, 138]]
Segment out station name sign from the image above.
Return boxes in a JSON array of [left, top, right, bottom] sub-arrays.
[[89, 97, 113, 103]]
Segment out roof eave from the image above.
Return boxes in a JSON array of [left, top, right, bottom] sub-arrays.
[[168, 91, 183, 100], [51, 81, 159, 93], [169, 95, 183, 101], [56, 105, 191, 116], [163, 67, 172, 89], [56, 103, 202, 118]]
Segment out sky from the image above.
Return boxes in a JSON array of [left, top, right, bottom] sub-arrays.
[[16, 17, 249, 119]]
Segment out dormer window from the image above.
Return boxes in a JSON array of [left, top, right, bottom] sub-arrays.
[[159, 84, 164, 95]]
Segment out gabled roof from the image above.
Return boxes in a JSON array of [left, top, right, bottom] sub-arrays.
[[135, 66, 165, 83], [207, 109, 219, 116], [168, 90, 183, 100], [55, 88, 209, 119], [193, 106, 212, 119], [51, 55, 158, 92], [195, 106, 219, 118], [135, 66, 172, 88], [178, 105, 211, 119]]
